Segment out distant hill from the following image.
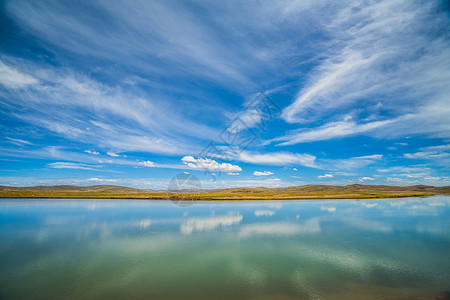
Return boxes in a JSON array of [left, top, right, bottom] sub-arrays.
[[212, 184, 450, 194], [0, 185, 145, 193], [0, 184, 449, 200]]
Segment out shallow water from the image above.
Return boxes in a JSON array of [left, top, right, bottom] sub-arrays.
[[1, 196, 449, 300]]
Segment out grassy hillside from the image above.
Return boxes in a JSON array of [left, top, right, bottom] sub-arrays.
[[0, 184, 449, 200]]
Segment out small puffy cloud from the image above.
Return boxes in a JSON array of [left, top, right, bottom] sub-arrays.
[[293, 168, 298, 171], [85, 150, 100, 155], [139, 160, 156, 167], [359, 176, 375, 182], [182, 156, 242, 172], [318, 174, 333, 179], [48, 162, 95, 170], [227, 172, 240, 175], [253, 171, 274, 176], [106, 151, 119, 157]]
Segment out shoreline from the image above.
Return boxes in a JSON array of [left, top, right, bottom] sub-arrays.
[[0, 191, 445, 200]]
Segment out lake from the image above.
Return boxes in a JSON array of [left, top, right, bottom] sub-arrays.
[[1, 196, 449, 300]]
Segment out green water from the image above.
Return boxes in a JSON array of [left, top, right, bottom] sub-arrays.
[[1, 197, 449, 300]]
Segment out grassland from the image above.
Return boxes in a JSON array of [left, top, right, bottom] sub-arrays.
[[0, 184, 449, 200]]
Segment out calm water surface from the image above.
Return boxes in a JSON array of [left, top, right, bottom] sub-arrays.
[[1, 196, 450, 300]]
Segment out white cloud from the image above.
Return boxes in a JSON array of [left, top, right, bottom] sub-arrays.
[[377, 166, 430, 174], [227, 172, 240, 176], [322, 155, 383, 171], [275, 116, 394, 145], [5, 137, 33, 146], [253, 171, 274, 176], [318, 174, 333, 179], [84, 150, 100, 155], [181, 156, 242, 172], [404, 144, 450, 162], [106, 152, 119, 157], [239, 151, 317, 168], [48, 162, 96, 170], [279, 0, 450, 141], [293, 168, 298, 171], [424, 176, 441, 181], [227, 108, 263, 133], [385, 177, 415, 186], [265, 178, 281, 182], [138, 160, 156, 167], [0, 61, 38, 89], [1, 58, 217, 157], [96, 159, 112, 164], [87, 177, 118, 183], [359, 177, 375, 182], [404, 151, 450, 160], [5, 1, 264, 86]]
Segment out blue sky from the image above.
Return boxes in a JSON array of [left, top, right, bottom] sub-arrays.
[[1, 0, 450, 189]]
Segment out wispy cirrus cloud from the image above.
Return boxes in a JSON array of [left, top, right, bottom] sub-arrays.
[[280, 0, 450, 142], [2, 0, 449, 187], [403, 144, 450, 167], [321, 155, 383, 171], [47, 162, 97, 170], [0, 61, 38, 89], [5, 137, 33, 146], [3, 1, 272, 87], [0, 59, 215, 155], [274, 116, 395, 145], [239, 151, 317, 168]]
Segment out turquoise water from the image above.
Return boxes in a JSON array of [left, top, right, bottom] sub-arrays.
[[1, 196, 450, 300]]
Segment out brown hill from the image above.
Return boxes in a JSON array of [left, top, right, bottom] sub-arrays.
[[0, 184, 449, 200], [212, 184, 450, 194], [0, 185, 145, 193]]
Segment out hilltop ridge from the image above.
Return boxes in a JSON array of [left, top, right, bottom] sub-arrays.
[[1, 184, 449, 200]]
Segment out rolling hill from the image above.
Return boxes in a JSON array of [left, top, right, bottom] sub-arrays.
[[0, 184, 449, 200]]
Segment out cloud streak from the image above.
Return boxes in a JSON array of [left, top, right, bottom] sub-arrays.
[[47, 162, 97, 170], [280, 0, 450, 142]]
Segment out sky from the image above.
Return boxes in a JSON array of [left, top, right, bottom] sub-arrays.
[[1, 0, 450, 189]]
